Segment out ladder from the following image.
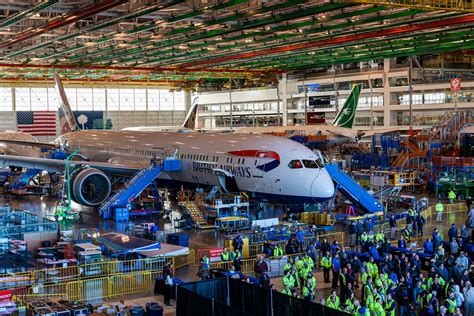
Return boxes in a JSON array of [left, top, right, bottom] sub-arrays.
[[98, 159, 181, 218]]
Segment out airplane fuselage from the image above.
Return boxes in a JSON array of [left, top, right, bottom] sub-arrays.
[[56, 130, 335, 204]]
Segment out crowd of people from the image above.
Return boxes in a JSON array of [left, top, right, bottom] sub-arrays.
[[276, 207, 474, 316]]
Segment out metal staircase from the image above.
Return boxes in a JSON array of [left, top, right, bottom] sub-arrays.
[[179, 201, 213, 229], [325, 163, 384, 213], [420, 110, 471, 143], [98, 159, 181, 218], [392, 139, 427, 168]]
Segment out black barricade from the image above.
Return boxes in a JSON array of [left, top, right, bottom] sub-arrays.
[[272, 289, 349, 316], [228, 278, 271, 316], [177, 277, 349, 316], [176, 286, 213, 316]]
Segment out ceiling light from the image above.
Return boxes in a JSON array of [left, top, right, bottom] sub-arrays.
[[264, 26, 271, 31], [34, 13, 40, 17], [244, 38, 253, 43], [298, 29, 304, 33]]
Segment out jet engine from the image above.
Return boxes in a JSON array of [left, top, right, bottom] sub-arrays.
[[71, 168, 111, 206]]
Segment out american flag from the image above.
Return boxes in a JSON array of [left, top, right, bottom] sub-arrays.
[[17, 111, 57, 136]]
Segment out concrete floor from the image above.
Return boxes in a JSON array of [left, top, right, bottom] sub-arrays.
[[3, 193, 470, 314]]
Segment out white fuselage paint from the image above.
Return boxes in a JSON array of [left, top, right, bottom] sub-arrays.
[[0, 132, 41, 157], [56, 130, 335, 203]]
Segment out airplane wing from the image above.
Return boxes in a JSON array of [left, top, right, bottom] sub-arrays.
[[322, 126, 359, 139], [0, 138, 56, 148], [0, 155, 139, 176], [359, 126, 417, 138]]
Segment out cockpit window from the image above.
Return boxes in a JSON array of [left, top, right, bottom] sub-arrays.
[[315, 158, 325, 168], [302, 159, 325, 168], [288, 160, 303, 169], [302, 160, 318, 168]]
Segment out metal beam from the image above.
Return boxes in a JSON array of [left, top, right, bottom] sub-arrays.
[[176, 13, 474, 68]]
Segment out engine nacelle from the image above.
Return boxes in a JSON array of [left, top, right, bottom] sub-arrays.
[[71, 168, 111, 206]]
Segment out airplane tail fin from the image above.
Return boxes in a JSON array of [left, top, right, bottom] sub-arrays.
[[54, 73, 79, 134], [332, 84, 361, 128], [181, 96, 199, 128]]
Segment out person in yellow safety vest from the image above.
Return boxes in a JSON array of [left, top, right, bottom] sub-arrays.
[[361, 232, 368, 244], [327, 290, 340, 310], [436, 201, 444, 223], [200, 255, 211, 269], [363, 277, 374, 302], [445, 291, 457, 314], [220, 249, 230, 261], [320, 251, 332, 283], [298, 263, 310, 288], [384, 293, 396, 316], [326, 295, 340, 310], [367, 287, 381, 310], [375, 231, 385, 243], [344, 292, 356, 313], [448, 189, 456, 204], [229, 249, 237, 261], [295, 256, 304, 271], [281, 284, 292, 296], [303, 254, 314, 270], [273, 244, 283, 257], [302, 278, 315, 301], [234, 249, 242, 260], [306, 271, 316, 291], [282, 270, 295, 289], [371, 297, 385, 316], [291, 266, 300, 289], [354, 300, 370, 316], [366, 257, 378, 278]]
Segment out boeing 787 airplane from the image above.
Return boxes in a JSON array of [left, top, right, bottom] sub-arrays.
[[0, 74, 335, 208]]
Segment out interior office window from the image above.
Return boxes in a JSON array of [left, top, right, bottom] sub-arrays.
[[0, 87, 12, 111], [15, 88, 30, 111], [134, 89, 147, 111], [47, 88, 59, 111], [159, 90, 173, 110], [77, 88, 93, 111], [93, 88, 106, 110], [107, 89, 119, 111], [65, 88, 77, 110], [147, 89, 159, 111], [30, 88, 48, 110], [119, 89, 134, 111], [174, 91, 185, 111]]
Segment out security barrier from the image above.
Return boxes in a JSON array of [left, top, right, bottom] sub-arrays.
[[23, 271, 153, 304], [200, 231, 345, 263], [0, 251, 191, 296]]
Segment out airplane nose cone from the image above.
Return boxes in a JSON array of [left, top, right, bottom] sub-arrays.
[[310, 170, 335, 202]]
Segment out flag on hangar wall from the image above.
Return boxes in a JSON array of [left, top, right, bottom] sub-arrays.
[[73, 111, 104, 129], [16, 111, 57, 136]]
